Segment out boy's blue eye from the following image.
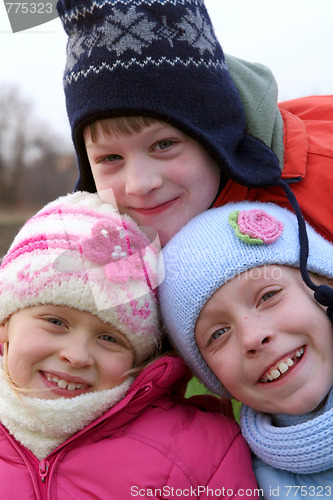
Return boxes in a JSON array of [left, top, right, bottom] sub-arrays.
[[155, 140, 173, 151], [104, 154, 123, 162]]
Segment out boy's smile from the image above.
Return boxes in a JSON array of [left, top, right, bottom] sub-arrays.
[[0, 305, 134, 399], [84, 121, 220, 246], [195, 265, 333, 415]]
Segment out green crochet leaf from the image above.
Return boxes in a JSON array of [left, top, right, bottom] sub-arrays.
[[228, 211, 264, 245]]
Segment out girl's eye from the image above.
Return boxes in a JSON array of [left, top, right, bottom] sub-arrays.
[[99, 334, 118, 344], [154, 140, 174, 151], [259, 290, 278, 303], [211, 327, 229, 342], [47, 318, 64, 327]]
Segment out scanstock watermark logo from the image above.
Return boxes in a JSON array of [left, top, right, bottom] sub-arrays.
[[3, 1, 58, 33]]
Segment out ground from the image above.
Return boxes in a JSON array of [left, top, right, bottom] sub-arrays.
[[0, 211, 33, 258]]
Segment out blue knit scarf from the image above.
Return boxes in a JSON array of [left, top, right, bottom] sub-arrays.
[[240, 387, 333, 474]]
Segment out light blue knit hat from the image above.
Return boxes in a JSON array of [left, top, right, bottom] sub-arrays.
[[159, 201, 333, 395]]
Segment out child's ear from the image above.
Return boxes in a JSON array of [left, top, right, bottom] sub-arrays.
[[0, 324, 8, 343]]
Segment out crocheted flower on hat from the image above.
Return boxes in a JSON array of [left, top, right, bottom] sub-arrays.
[[81, 220, 155, 285], [228, 209, 283, 245]]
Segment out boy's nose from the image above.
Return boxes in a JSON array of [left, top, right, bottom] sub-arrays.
[[125, 159, 163, 196]]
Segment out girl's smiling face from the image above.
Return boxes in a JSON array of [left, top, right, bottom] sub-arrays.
[[0, 305, 134, 399], [195, 266, 333, 415]]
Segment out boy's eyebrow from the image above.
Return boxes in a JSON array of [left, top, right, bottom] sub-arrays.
[[83, 132, 95, 147], [85, 140, 107, 148], [84, 136, 116, 148]]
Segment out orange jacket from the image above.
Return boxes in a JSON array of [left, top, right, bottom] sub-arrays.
[[214, 95, 333, 242]]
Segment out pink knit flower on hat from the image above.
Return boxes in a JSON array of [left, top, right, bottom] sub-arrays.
[[228, 209, 283, 245], [81, 219, 156, 285], [81, 220, 146, 264]]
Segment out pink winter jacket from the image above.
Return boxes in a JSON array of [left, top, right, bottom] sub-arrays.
[[0, 355, 258, 499]]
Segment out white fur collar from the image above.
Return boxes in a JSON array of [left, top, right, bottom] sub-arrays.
[[0, 363, 132, 460]]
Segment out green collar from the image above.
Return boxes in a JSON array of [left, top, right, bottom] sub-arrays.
[[226, 54, 284, 170]]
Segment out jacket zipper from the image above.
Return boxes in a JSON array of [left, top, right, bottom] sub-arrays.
[[39, 459, 50, 482]]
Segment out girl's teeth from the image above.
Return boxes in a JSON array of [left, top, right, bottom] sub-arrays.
[[58, 379, 67, 389], [260, 348, 304, 383], [278, 362, 289, 374], [271, 369, 280, 379], [46, 374, 85, 391]]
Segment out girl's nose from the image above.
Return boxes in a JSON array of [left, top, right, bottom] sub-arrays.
[[245, 334, 271, 356], [59, 335, 94, 368], [125, 159, 163, 196], [241, 319, 273, 356]]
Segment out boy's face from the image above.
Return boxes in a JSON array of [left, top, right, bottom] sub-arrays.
[[195, 265, 333, 415], [0, 305, 134, 399], [84, 121, 220, 247]]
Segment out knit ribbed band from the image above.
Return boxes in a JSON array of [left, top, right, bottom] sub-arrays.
[[159, 201, 333, 395], [241, 387, 333, 474], [0, 192, 162, 364], [57, 0, 281, 192]]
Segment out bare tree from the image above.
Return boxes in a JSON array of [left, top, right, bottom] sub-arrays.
[[0, 85, 31, 204], [0, 84, 76, 207]]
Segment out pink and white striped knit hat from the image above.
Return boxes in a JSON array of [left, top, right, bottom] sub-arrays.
[[0, 192, 162, 364]]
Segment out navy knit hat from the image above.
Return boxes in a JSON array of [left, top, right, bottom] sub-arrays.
[[57, 0, 281, 193], [159, 201, 333, 395]]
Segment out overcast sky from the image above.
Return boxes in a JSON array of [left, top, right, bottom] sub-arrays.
[[1, 0, 332, 145]]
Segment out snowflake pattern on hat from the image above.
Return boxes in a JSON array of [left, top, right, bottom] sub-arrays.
[[64, 4, 218, 75]]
